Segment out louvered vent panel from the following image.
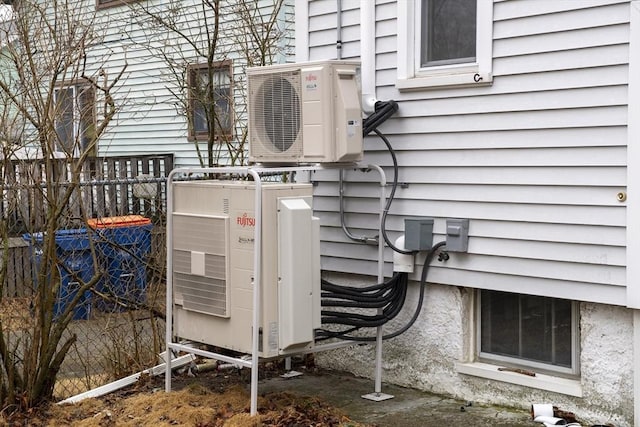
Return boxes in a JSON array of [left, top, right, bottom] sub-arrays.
[[205, 253, 226, 277], [248, 71, 302, 158], [172, 214, 229, 317], [173, 214, 226, 254], [173, 249, 191, 274], [175, 273, 227, 316]]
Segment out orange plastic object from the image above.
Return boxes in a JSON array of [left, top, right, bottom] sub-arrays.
[[87, 215, 151, 229]]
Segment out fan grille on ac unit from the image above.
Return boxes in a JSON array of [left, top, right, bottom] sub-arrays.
[[172, 214, 229, 317], [249, 71, 302, 158]]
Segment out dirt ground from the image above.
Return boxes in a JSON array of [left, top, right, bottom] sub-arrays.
[[1, 358, 371, 427]]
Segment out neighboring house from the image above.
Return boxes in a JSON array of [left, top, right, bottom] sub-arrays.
[[3, 0, 292, 165], [0, 7, 35, 159], [0, 6, 15, 146], [296, 1, 639, 426], [84, 0, 294, 167]]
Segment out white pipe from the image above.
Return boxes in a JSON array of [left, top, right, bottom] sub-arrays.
[[283, 339, 358, 355], [295, 0, 309, 62], [360, 1, 377, 113], [60, 354, 195, 405], [336, 0, 342, 60]]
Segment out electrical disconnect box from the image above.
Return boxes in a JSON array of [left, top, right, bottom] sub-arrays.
[[404, 217, 434, 251], [446, 218, 469, 252]]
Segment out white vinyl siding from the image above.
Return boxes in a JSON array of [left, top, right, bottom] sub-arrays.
[[308, 0, 630, 306], [627, 1, 640, 308]]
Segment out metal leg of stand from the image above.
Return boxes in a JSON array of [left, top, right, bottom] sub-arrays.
[[249, 171, 263, 416], [281, 356, 304, 378], [361, 323, 393, 401], [362, 165, 393, 402]]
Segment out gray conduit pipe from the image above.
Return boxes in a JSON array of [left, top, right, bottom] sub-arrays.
[[337, 1, 378, 245], [340, 168, 379, 244]]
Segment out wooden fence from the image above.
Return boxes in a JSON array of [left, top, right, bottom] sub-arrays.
[[1, 154, 173, 298], [3, 238, 33, 298], [1, 154, 173, 235]]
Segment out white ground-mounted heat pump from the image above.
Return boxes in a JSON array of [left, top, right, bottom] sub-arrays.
[[171, 180, 321, 358], [247, 60, 363, 164]]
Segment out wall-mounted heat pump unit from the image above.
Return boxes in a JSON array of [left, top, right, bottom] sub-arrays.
[[247, 60, 363, 164], [171, 180, 320, 358]]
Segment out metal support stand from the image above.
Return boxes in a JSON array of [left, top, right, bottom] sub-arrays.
[[362, 164, 394, 402], [164, 164, 391, 415]]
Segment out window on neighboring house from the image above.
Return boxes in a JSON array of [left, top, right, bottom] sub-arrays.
[[96, 0, 141, 9], [397, 0, 493, 90], [53, 84, 96, 157], [187, 60, 233, 142], [479, 290, 579, 376]]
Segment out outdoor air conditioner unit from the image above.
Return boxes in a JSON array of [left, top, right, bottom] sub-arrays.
[[247, 60, 363, 164], [171, 180, 320, 358]]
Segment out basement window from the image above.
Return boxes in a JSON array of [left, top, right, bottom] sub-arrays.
[[478, 290, 579, 376]]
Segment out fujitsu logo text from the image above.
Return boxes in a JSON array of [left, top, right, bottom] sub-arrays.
[[305, 74, 317, 81], [236, 213, 255, 227]]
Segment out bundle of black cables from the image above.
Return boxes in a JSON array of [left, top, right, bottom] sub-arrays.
[[316, 241, 447, 342], [362, 100, 399, 137], [320, 272, 409, 328]]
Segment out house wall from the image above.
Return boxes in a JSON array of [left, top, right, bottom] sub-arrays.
[[302, 0, 635, 424], [85, 0, 294, 167], [309, 0, 629, 306]]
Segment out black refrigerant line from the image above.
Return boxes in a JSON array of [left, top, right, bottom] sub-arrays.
[[362, 100, 414, 255], [362, 100, 399, 136], [317, 241, 447, 342]]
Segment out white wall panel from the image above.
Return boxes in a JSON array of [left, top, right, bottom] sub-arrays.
[[493, 3, 629, 38]]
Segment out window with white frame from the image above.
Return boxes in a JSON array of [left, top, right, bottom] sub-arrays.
[[53, 85, 96, 157], [479, 290, 579, 376], [397, 0, 493, 90]]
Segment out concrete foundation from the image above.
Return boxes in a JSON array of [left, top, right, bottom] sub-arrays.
[[316, 273, 634, 427]]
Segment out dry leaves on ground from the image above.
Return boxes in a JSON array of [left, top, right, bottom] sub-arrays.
[[2, 376, 371, 427]]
